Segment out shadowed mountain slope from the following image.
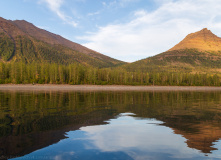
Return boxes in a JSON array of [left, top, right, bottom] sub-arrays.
[[0, 17, 125, 67]]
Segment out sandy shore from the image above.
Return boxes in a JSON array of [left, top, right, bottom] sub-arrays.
[[0, 84, 221, 92]]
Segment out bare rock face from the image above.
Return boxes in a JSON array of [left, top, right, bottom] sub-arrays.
[[169, 28, 221, 52]]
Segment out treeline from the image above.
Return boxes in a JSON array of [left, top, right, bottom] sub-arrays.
[[0, 62, 221, 86]]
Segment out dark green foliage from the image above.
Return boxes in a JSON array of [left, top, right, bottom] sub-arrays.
[[0, 61, 220, 86], [0, 33, 14, 61]]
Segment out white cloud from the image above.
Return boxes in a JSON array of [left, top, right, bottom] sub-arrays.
[[39, 0, 77, 27], [78, 0, 221, 62], [101, 0, 139, 9], [54, 155, 62, 160], [80, 115, 199, 159], [88, 11, 100, 16]]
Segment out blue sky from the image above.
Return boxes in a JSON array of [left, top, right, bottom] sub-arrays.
[[1, 0, 221, 62]]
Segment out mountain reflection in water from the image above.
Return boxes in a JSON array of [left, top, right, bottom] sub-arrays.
[[0, 91, 221, 159]]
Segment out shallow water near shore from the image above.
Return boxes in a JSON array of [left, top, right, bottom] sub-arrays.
[[1, 90, 221, 160]]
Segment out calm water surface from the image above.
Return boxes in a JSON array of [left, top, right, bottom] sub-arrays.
[[0, 91, 221, 159]]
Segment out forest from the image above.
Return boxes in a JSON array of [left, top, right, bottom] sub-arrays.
[[0, 61, 220, 86]]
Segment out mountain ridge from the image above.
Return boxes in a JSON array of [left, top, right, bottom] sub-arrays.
[[1, 18, 221, 85], [123, 28, 221, 74], [169, 28, 221, 52], [0, 17, 124, 67], [1, 16, 221, 75], [11, 19, 102, 56]]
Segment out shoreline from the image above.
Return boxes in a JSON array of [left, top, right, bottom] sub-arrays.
[[0, 84, 221, 92]]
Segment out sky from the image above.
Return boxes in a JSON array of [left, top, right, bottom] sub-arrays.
[[1, 0, 221, 62]]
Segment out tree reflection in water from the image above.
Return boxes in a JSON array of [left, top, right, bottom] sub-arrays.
[[0, 91, 221, 159]]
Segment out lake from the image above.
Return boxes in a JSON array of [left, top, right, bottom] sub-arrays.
[[0, 90, 221, 160]]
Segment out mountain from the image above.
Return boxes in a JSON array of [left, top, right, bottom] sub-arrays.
[[0, 17, 124, 67], [169, 28, 221, 52], [123, 28, 221, 74]]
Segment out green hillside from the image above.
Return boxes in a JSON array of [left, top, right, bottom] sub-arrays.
[[123, 49, 221, 74], [0, 32, 124, 68], [0, 17, 125, 68], [0, 33, 14, 61], [122, 28, 221, 76]]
